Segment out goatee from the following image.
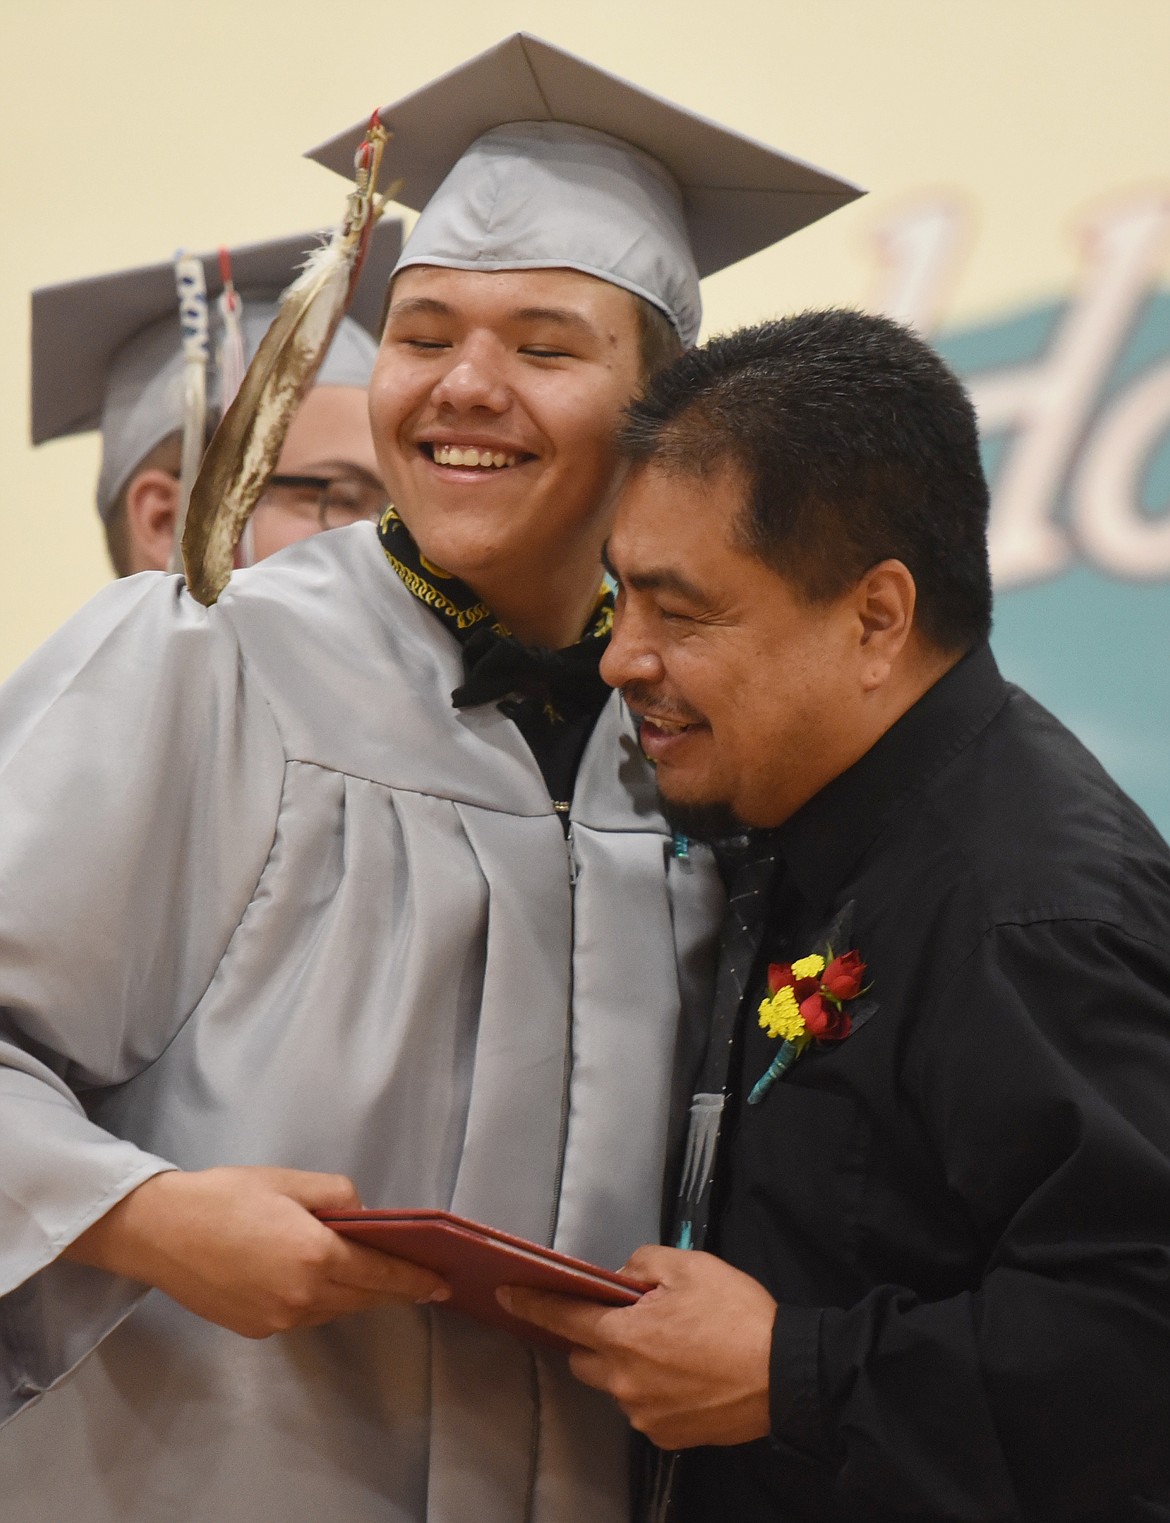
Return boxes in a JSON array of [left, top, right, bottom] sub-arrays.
[[658, 793, 748, 844]]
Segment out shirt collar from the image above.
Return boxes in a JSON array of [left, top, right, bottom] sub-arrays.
[[774, 642, 1009, 914]]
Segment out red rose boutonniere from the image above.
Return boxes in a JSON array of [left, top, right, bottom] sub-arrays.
[[749, 907, 875, 1105]]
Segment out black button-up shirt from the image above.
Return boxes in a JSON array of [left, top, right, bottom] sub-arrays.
[[676, 643, 1170, 1523]]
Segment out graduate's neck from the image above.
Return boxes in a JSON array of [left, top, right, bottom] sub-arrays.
[[470, 561, 605, 649]]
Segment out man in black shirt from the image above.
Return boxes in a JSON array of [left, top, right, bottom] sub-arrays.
[[503, 312, 1170, 1520]]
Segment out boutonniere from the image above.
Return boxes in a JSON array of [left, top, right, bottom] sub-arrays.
[[749, 903, 876, 1105]]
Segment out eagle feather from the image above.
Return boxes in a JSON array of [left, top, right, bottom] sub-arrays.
[[182, 119, 390, 606]]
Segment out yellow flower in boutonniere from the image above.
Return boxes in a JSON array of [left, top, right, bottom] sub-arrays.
[[750, 946, 870, 1105], [757, 983, 807, 1043]]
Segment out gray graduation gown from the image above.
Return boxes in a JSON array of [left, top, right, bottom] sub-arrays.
[[0, 524, 721, 1523]]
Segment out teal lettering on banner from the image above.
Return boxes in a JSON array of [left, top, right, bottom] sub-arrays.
[[872, 193, 1170, 836]]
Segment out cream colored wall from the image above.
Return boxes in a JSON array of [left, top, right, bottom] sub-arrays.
[[4, 0, 1168, 676]]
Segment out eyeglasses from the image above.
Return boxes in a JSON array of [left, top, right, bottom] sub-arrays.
[[256, 474, 389, 531]]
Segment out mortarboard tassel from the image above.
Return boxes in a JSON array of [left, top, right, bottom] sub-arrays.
[[181, 114, 393, 606], [169, 254, 210, 573], [216, 248, 248, 408]]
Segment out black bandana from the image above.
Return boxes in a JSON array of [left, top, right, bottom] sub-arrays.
[[377, 507, 614, 815], [377, 506, 613, 718]]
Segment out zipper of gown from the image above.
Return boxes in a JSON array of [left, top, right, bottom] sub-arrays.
[[564, 816, 578, 885], [542, 810, 577, 1253], [525, 812, 579, 1522], [523, 805, 579, 1521]]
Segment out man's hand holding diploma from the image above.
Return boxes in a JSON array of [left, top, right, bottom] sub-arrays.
[[499, 1245, 776, 1449]]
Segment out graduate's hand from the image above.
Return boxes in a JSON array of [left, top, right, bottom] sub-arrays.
[[63, 1165, 450, 1338], [498, 1246, 775, 1449]]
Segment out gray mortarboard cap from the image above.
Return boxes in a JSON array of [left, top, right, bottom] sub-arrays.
[[31, 220, 402, 520], [305, 33, 863, 346]]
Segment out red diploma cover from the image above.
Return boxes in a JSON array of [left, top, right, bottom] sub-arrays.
[[316, 1208, 648, 1351]]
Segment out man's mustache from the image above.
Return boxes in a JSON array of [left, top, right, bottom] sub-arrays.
[[619, 684, 706, 728]]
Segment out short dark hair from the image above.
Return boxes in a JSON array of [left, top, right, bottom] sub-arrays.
[[619, 309, 993, 651]]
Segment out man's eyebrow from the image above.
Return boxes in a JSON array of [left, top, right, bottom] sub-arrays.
[[602, 545, 707, 604], [298, 460, 384, 486], [631, 568, 708, 602]]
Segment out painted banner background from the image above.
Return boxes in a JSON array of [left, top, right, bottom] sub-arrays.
[[876, 189, 1170, 835], [4, 0, 1168, 834]]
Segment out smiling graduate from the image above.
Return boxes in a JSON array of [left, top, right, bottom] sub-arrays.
[[0, 34, 859, 1523]]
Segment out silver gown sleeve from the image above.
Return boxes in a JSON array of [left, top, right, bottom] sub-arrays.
[[0, 573, 285, 1421]]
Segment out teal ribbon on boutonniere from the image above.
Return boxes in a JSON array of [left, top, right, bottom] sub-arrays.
[[748, 900, 877, 1105]]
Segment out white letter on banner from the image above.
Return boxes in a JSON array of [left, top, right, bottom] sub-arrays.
[[1073, 361, 1170, 579], [974, 194, 1170, 589], [866, 195, 972, 336]]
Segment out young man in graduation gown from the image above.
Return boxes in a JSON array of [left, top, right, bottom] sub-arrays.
[[30, 224, 399, 576], [0, 36, 860, 1523], [507, 312, 1170, 1520]]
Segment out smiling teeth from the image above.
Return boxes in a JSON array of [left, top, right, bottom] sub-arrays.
[[434, 445, 517, 469]]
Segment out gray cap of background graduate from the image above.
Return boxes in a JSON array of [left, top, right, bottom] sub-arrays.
[[30, 219, 402, 521], [305, 33, 864, 347]]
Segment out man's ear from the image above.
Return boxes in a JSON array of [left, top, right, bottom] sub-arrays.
[[855, 559, 916, 692], [124, 470, 180, 573]]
